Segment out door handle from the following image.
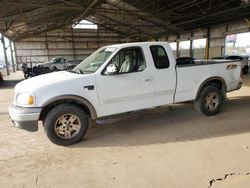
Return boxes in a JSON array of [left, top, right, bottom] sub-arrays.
[[144, 77, 153, 82], [84, 85, 95, 90]]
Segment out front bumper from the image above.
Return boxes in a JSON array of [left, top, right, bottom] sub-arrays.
[[8, 104, 42, 132]]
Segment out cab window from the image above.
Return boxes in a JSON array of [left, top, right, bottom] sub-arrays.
[[150, 45, 170, 69]]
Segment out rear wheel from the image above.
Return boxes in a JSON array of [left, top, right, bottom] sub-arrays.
[[44, 104, 89, 146], [194, 85, 223, 116]]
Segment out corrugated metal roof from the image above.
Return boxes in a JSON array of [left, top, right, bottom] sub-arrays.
[[0, 0, 250, 41]]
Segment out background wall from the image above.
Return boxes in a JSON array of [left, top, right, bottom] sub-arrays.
[[14, 28, 134, 65], [166, 20, 250, 59], [13, 20, 250, 66]]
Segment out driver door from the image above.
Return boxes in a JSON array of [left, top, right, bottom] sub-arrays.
[[96, 47, 154, 117]]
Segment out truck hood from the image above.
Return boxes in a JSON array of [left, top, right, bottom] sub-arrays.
[[15, 71, 82, 93]]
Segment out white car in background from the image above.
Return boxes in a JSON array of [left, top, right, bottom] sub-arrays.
[[0, 63, 6, 69], [37, 57, 82, 70], [212, 55, 249, 74]]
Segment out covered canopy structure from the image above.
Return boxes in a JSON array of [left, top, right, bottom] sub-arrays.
[[1, 0, 250, 41]]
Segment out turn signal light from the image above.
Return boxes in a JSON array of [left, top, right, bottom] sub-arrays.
[[28, 96, 34, 105]]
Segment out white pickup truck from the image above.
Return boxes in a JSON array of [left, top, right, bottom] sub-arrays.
[[9, 42, 242, 145]]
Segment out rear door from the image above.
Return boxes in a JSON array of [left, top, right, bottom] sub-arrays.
[[149, 45, 176, 106]]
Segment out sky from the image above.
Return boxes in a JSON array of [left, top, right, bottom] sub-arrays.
[[169, 32, 250, 52], [226, 32, 250, 47], [73, 20, 98, 29], [0, 33, 12, 63]]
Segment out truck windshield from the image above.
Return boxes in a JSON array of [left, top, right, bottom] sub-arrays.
[[73, 47, 116, 74], [50, 57, 61, 64]]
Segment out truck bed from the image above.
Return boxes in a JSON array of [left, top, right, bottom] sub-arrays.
[[174, 60, 242, 103]]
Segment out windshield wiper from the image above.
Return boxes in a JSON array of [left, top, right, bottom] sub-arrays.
[[81, 70, 95, 74], [69, 67, 82, 74], [75, 67, 82, 74]]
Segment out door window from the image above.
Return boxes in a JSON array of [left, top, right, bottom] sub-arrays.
[[106, 47, 146, 74]]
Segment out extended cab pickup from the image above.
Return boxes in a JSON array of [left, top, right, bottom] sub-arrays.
[[9, 42, 242, 145]]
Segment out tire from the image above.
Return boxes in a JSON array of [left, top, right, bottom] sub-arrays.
[[194, 85, 223, 116], [242, 66, 249, 75], [44, 104, 89, 146], [52, 66, 58, 71], [24, 73, 31, 79]]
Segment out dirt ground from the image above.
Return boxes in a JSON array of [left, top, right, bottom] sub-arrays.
[[0, 71, 250, 188]]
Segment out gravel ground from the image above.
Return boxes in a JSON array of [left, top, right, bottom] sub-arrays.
[[0, 71, 250, 188]]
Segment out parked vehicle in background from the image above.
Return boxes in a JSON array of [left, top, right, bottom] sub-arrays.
[[21, 57, 82, 78], [37, 57, 81, 70], [21, 63, 52, 79], [212, 55, 249, 74], [226, 56, 249, 74], [0, 63, 6, 69], [9, 42, 243, 145], [21, 63, 32, 78]]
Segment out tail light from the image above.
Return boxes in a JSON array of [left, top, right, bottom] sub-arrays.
[[226, 64, 237, 69], [226, 64, 243, 78]]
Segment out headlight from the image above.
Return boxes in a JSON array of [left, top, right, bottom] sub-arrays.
[[16, 93, 35, 106]]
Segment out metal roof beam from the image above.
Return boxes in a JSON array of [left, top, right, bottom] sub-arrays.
[[105, 1, 180, 34], [13, 23, 68, 41], [0, 2, 83, 11], [94, 12, 153, 38], [61, 0, 101, 37], [173, 3, 250, 27], [56, 0, 82, 8]]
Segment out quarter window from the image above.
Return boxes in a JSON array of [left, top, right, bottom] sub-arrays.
[[150, 45, 170, 69]]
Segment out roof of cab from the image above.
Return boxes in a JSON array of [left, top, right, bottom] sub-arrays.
[[105, 41, 170, 49]]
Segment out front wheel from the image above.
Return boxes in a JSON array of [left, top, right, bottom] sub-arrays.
[[44, 104, 89, 146], [194, 85, 223, 116], [24, 73, 30, 79]]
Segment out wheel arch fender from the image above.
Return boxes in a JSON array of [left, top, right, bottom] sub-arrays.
[[39, 95, 97, 121], [195, 77, 227, 100]]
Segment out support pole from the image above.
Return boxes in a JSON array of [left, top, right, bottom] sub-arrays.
[[13, 42, 19, 70], [190, 31, 194, 57], [45, 32, 49, 61], [9, 40, 15, 72], [224, 24, 229, 56], [205, 28, 210, 59], [97, 28, 100, 48], [71, 29, 76, 60], [176, 34, 180, 58], [1, 35, 10, 75]]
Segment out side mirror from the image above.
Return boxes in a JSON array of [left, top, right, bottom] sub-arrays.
[[105, 63, 118, 75]]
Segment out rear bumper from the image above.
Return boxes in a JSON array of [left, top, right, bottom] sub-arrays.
[[8, 105, 42, 132], [237, 81, 243, 90], [227, 81, 243, 93]]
